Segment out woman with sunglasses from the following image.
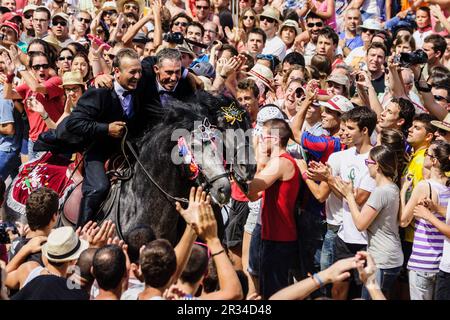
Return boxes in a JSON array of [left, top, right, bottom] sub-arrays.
[[56, 48, 74, 76], [170, 12, 192, 35], [399, 140, 450, 300], [333, 145, 403, 299], [109, 13, 129, 43], [3, 50, 65, 161], [27, 71, 86, 129]]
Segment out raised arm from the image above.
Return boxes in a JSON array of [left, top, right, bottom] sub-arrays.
[[291, 81, 318, 144]]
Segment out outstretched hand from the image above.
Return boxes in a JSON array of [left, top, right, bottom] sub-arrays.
[[175, 186, 208, 226], [191, 200, 217, 243]]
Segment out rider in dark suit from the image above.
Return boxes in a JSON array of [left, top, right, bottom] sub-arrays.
[[60, 48, 144, 227]]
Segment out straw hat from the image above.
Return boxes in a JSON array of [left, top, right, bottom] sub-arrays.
[[41, 227, 89, 263], [280, 20, 300, 36], [62, 71, 85, 87], [431, 113, 450, 132], [101, 1, 118, 11], [357, 19, 383, 32], [247, 63, 275, 92], [117, 0, 145, 14], [22, 4, 38, 14], [259, 7, 281, 24], [42, 34, 61, 51]]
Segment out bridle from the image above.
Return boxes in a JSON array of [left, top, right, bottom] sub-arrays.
[[177, 120, 229, 189]]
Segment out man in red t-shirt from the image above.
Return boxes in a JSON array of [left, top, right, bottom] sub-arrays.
[[4, 51, 64, 160], [243, 118, 300, 299]]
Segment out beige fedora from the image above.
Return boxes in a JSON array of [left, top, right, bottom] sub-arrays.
[[117, 0, 145, 14], [431, 113, 450, 132], [41, 226, 89, 263], [62, 71, 85, 87], [247, 63, 275, 92]]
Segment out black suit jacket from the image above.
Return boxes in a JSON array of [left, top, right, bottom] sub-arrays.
[[33, 86, 143, 154], [137, 56, 196, 127]]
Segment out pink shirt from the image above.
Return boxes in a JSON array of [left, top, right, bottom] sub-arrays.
[[312, 0, 336, 31]]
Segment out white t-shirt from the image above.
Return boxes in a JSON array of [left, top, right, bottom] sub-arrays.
[[337, 147, 376, 245], [361, 0, 380, 15], [344, 46, 366, 70], [413, 30, 434, 49], [304, 42, 316, 66], [325, 149, 353, 226], [262, 36, 287, 61], [439, 204, 450, 273]]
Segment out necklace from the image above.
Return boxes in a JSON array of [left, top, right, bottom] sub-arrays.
[[44, 267, 62, 278]]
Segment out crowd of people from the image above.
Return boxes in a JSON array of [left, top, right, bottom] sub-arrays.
[[0, 0, 450, 301]]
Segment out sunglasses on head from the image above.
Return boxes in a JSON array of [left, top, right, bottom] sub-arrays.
[[260, 16, 275, 23], [32, 63, 50, 71], [58, 55, 74, 61], [307, 22, 323, 28], [52, 20, 67, 27]]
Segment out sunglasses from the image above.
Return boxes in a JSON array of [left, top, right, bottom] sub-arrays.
[[52, 20, 67, 27], [196, 5, 209, 10], [32, 63, 50, 71], [307, 22, 323, 28], [124, 3, 139, 10], [24, 12, 33, 19], [58, 55, 74, 61], [103, 10, 117, 15], [362, 29, 375, 34], [243, 15, 255, 20], [425, 148, 436, 159], [112, 23, 128, 29], [434, 95, 449, 102], [77, 17, 91, 24], [260, 16, 275, 23], [65, 86, 82, 93], [364, 158, 376, 166], [104, 53, 116, 60], [174, 21, 188, 27], [95, 28, 105, 34]]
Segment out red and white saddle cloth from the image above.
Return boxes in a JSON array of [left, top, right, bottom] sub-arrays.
[[6, 152, 81, 217]]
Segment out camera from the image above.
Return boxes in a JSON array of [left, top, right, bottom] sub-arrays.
[[295, 87, 305, 98], [0, 222, 11, 244], [397, 49, 428, 67], [163, 32, 184, 44]]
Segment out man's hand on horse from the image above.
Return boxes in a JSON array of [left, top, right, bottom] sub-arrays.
[[175, 186, 209, 227], [108, 121, 126, 138], [94, 74, 114, 88], [77, 220, 116, 248]]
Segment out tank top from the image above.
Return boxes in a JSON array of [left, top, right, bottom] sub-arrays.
[[261, 153, 300, 242], [22, 266, 44, 288], [408, 180, 450, 272]]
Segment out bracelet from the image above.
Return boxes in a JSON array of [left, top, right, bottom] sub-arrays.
[[312, 273, 324, 288], [301, 171, 309, 181], [41, 113, 49, 120], [219, 73, 228, 80], [211, 249, 225, 257]]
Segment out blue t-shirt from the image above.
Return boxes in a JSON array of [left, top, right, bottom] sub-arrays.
[[0, 85, 22, 152], [338, 32, 363, 50]]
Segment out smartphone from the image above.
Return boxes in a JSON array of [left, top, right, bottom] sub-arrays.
[[87, 34, 112, 51]]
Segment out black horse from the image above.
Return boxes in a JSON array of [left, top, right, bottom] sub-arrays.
[[103, 91, 256, 244]]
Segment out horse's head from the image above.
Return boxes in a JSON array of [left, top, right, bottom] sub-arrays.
[[177, 118, 230, 205], [216, 101, 257, 185]]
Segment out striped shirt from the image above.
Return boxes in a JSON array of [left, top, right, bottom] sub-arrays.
[[407, 180, 450, 272]]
